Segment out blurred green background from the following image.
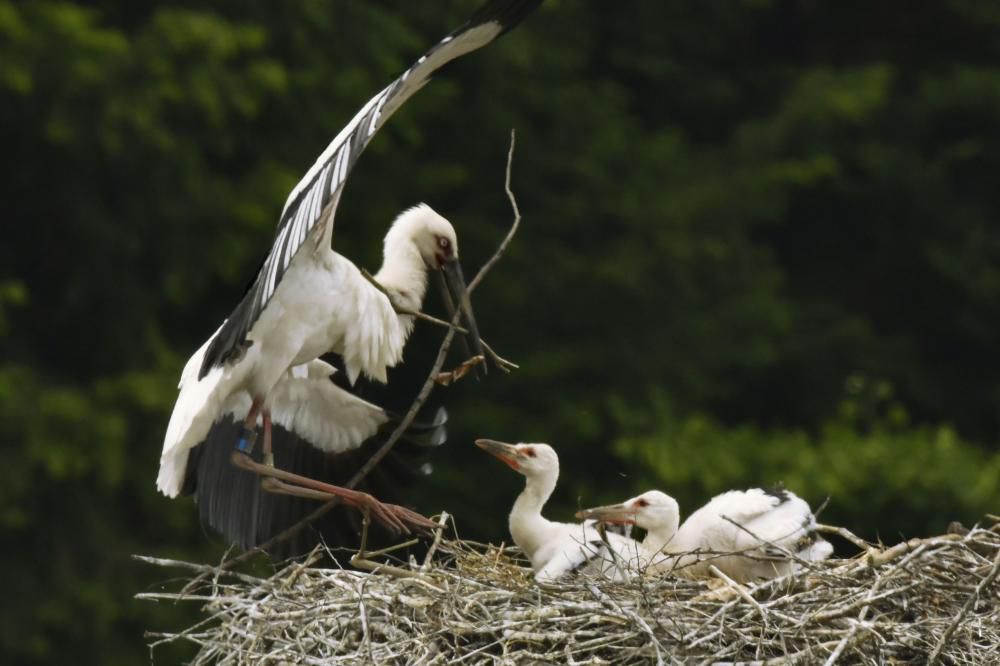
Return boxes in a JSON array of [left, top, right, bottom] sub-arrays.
[[2, 0, 1000, 663]]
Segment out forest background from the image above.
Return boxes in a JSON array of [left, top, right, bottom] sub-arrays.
[[2, 1, 999, 663]]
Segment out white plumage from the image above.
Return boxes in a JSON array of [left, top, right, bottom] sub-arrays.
[[155, 206, 443, 498], [265, 361, 388, 454], [475, 440, 639, 583], [154, 1, 549, 501], [157, 356, 392, 497], [577, 488, 833, 583]]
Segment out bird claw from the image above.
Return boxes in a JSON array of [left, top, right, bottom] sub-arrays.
[[354, 493, 437, 535], [435, 354, 486, 385]]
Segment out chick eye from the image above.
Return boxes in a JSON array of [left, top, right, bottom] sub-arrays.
[[438, 237, 450, 249], [523, 447, 536, 458], [635, 499, 649, 507]]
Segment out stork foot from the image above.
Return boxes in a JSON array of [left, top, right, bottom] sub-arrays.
[[230, 450, 436, 535], [352, 494, 438, 535], [435, 354, 486, 385]]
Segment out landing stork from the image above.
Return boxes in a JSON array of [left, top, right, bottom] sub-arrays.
[[158, 0, 542, 533], [577, 487, 833, 582], [475, 439, 639, 582]]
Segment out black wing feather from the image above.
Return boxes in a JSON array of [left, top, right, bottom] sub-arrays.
[[183, 408, 447, 559]]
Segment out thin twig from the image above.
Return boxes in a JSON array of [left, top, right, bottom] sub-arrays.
[[927, 545, 1000, 665], [468, 129, 521, 294], [708, 564, 767, 621], [361, 267, 469, 334], [421, 512, 451, 573], [814, 523, 874, 554], [140, 523, 1000, 664], [585, 582, 666, 666]]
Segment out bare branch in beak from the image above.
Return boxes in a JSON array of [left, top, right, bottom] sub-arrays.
[[439, 259, 486, 377]]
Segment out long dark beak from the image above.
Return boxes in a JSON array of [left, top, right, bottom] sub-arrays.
[[474, 438, 520, 470], [438, 258, 485, 376], [575, 502, 637, 525]]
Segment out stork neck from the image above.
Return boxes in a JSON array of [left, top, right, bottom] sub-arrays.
[[643, 519, 681, 556], [373, 239, 429, 313], [508, 469, 559, 559]]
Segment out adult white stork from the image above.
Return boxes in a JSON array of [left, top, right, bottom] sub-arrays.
[[158, 0, 542, 532], [180, 358, 447, 556], [475, 439, 639, 583], [577, 487, 833, 583]]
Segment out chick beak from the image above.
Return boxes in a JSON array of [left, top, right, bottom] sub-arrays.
[[474, 438, 520, 470], [574, 502, 638, 525]]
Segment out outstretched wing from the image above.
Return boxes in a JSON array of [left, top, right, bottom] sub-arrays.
[[198, 0, 543, 379]]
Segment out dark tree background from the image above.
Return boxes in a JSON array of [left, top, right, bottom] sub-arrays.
[[2, 1, 999, 663]]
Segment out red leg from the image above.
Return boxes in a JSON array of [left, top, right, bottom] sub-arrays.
[[231, 452, 436, 534], [262, 408, 273, 467], [236, 396, 264, 454], [229, 397, 433, 535], [243, 396, 263, 429]]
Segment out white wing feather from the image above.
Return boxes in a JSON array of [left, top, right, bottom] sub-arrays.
[[157, 354, 389, 498], [267, 360, 389, 453], [673, 489, 830, 581], [157, 329, 255, 497]]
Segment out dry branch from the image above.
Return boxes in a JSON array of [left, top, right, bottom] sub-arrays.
[[142, 523, 1000, 664]]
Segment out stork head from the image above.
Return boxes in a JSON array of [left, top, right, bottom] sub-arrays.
[[576, 490, 680, 533], [383, 204, 457, 267], [385, 204, 485, 373], [475, 439, 559, 479]]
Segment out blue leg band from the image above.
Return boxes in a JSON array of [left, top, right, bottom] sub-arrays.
[[236, 427, 258, 454]]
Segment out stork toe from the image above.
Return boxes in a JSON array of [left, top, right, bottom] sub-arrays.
[[364, 495, 436, 535], [347, 492, 429, 535], [385, 503, 438, 532]]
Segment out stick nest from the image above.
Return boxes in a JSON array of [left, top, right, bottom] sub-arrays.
[[140, 521, 1000, 665]]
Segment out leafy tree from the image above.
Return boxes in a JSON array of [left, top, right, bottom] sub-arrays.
[[1, 1, 999, 663]]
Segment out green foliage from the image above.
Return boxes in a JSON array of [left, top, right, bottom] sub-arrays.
[[610, 390, 1000, 542], [2, 1, 1000, 663]]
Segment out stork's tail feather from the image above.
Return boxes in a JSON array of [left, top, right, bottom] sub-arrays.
[[382, 406, 448, 449], [183, 419, 262, 553], [184, 407, 449, 560]]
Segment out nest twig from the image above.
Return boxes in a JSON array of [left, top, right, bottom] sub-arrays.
[[140, 521, 1000, 664]]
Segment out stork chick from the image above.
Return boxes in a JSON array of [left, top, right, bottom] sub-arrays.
[[578, 487, 833, 583], [475, 439, 638, 582]]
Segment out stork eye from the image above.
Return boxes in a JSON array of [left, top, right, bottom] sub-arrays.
[[523, 447, 536, 458], [438, 237, 450, 249], [635, 499, 649, 507]]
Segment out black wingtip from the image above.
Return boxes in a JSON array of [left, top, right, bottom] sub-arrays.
[[399, 414, 449, 449], [432, 406, 448, 428], [463, 0, 544, 37], [761, 482, 790, 503], [385, 406, 449, 434]]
